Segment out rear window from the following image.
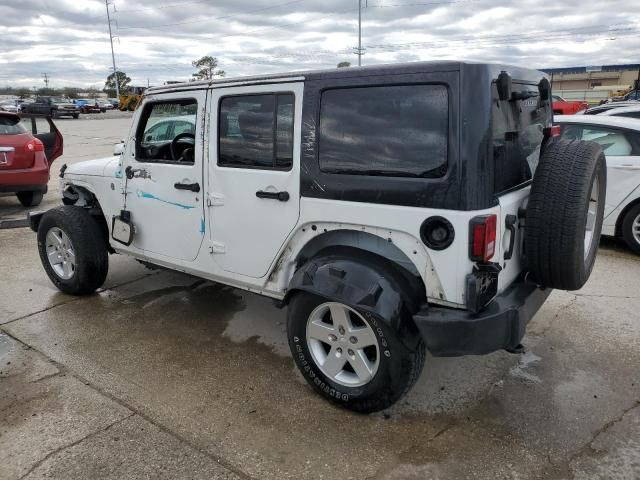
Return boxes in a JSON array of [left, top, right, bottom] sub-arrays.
[[318, 84, 448, 177], [492, 83, 550, 193], [0, 116, 27, 135]]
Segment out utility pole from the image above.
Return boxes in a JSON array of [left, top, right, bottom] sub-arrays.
[[42, 73, 49, 93], [353, 0, 366, 66], [105, 0, 120, 98]]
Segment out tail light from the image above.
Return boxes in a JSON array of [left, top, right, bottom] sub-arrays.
[[469, 214, 497, 262], [24, 138, 45, 153], [543, 125, 561, 138]]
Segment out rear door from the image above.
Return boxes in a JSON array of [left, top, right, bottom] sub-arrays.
[[21, 115, 63, 163], [492, 81, 552, 290], [207, 82, 302, 278]]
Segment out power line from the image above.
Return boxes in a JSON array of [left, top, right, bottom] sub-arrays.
[[117, 0, 307, 30]]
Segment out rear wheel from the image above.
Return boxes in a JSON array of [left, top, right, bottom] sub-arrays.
[[37, 206, 108, 295], [287, 292, 425, 413], [16, 191, 43, 207], [621, 204, 640, 255], [526, 139, 606, 290], [73, 113, 79, 119]]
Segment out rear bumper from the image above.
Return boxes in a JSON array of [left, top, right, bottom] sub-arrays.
[[0, 183, 47, 193], [413, 280, 552, 356]]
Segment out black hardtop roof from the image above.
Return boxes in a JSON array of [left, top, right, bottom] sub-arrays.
[[146, 60, 546, 94]]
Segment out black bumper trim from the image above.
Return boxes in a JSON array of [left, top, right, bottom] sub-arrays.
[[414, 280, 552, 357], [0, 184, 47, 193]]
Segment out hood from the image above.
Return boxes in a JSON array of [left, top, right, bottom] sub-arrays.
[[65, 157, 121, 177]]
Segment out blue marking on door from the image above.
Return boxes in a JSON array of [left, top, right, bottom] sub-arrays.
[[200, 217, 205, 234], [136, 190, 195, 210]]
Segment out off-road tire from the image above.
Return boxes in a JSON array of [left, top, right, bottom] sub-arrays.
[[526, 139, 606, 290], [621, 203, 640, 255], [17, 191, 43, 207], [37, 206, 108, 295], [287, 291, 425, 413]]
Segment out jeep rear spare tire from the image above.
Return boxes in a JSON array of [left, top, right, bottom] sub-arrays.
[[526, 139, 606, 290]]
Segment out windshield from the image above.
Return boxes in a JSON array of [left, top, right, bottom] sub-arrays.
[[51, 97, 71, 104], [0, 116, 28, 135]]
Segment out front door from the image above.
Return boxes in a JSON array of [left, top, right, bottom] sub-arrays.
[[122, 91, 206, 261], [207, 82, 302, 278]]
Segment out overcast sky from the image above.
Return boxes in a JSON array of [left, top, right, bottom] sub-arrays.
[[0, 0, 638, 89]]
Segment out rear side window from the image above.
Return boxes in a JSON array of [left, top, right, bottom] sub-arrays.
[[0, 116, 27, 135], [492, 83, 550, 193], [218, 93, 294, 170], [318, 85, 448, 177]]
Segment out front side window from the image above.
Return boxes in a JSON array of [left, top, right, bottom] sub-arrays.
[[318, 84, 448, 177], [136, 99, 197, 163], [218, 93, 294, 170]]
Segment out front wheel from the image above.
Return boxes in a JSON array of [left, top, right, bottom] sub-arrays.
[[287, 292, 425, 413], [73, 113, 79, 119], [37, 206, 109, 295], [621, 204, 640, 255]]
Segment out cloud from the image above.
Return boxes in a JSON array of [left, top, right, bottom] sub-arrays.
[[0, 0, 638, 88]]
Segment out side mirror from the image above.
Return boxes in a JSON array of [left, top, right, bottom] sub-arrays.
[[113, 140, 125, 156]]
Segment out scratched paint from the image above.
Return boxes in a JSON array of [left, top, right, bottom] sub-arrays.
[[136, 190, 195, 210]]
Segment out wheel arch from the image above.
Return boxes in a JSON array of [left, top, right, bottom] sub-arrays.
[[615, 196, 640, 237], [61, 183, 112, 253], [283, 245, 425, 350]]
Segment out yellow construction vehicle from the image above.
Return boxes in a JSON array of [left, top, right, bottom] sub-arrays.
[[118, 86, 146, 111]]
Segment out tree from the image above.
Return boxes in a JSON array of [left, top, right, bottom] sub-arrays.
[[337, 61, 351, 68], [191, 56, 225, 81], [104, 71, 131, 97]]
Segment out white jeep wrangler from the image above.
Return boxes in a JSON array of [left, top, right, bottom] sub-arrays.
[[30, 62, 606, 412]]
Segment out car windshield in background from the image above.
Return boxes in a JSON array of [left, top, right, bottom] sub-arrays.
[[318, 84, 449, 177], [0, 116, 28, 135], [51, 98, 70, 104]]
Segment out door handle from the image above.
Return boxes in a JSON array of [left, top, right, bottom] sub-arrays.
[[174, 182, 200, 192], [256, 190, 289, 201]]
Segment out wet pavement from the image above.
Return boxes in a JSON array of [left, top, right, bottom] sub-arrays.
[[1, 115, 639, 479], [1, 227, 639, 479]]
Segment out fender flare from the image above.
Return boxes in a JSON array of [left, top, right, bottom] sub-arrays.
[[284, 247, 424, 350]]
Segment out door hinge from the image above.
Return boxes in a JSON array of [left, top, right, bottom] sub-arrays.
[[206, 192, 224, 207], [209, 241, 225, 254]]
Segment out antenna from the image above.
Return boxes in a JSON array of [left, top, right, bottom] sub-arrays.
[[105, 0, 120, 98], [42, 72, 49, 92]]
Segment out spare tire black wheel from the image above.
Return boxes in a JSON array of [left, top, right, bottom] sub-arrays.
[[526, 139, 606, 290]]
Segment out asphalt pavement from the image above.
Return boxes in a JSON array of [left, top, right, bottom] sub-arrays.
[[0, 113, 638, 479]]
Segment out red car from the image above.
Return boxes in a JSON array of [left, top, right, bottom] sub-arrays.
[[552, 95, 588, 115], [0, 112, 63, 206]]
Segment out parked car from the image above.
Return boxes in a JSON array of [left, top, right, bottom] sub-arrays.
[[551, 94, 588, 115], [598, 105, 640, 119], [29, 62, 605, 412], [583, 101, 640, 115], [0, 102, 18, 113], [108, 98, 119, 108], [75, 99, 102, 114], [555, 115, 640, 254], [21, 97, 79, 119], [99, 100, 113, 110], [0, 112, 63, 206]]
